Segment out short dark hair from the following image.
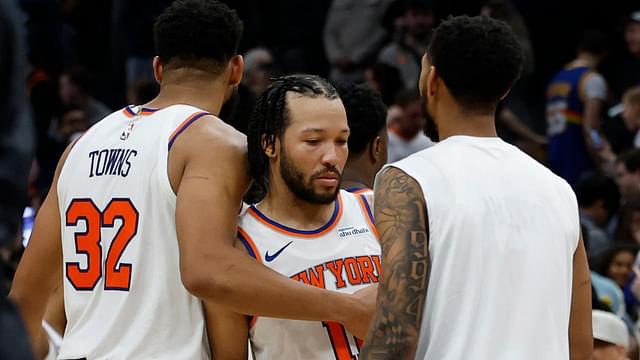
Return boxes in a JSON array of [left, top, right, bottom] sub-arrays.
[[427, 15, 523, 112], [334, 82, 387, 155], [577, 30, 608, 56], [247, 75, 339, 192], [153, 0, 243, 73], [617, 149, 640, 173], [575, 173, 620, 216]]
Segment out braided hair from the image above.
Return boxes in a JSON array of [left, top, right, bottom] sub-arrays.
[[247, 74, 339, 193]]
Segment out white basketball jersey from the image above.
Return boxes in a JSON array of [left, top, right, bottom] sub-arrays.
[[56, 105, 212, 359], [390, 136, 580, 360], [238, 190, 381, 360]]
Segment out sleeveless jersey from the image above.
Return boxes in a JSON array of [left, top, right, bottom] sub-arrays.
[[56, 104, 211, 359], [238, 190, 381, 360], [391, 136, 580, 360], [344, 187, 373, 210], [546, 65, 594, 185]]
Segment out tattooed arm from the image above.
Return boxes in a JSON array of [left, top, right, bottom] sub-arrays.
[[360, 166, 429, 360]]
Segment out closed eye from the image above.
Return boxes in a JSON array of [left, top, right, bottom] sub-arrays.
[[305, 139, 321, 145]]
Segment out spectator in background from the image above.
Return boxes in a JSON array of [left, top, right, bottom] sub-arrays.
[[243, 47, 276, 97], [386, 88, 433, 162], [615, 149, 640, 201], [616, 195, 640, 245], [334, 82, 388, 194], [601, 246, 637, 293], [598, 245, 639, 322], [56, 108, 88, 145], [324, 0, 394, 82], [621, 86, 640, 148], [608, 12, 640, 101], [364, 62, 404, 106], [59, 67, 111, 126], [576, 173, 620, 263], [126, 78, 160, 106], [378, 0, 434, 89], [546, 30, 612, 186], [592, 310, 630, 360]]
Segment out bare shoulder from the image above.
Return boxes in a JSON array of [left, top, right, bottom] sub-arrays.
[[169, 114, 248, 171], [182, 114, 247, 156], [374, 166, 425, 211]]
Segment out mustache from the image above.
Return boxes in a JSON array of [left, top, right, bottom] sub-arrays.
[[311, 166, 342, 179]]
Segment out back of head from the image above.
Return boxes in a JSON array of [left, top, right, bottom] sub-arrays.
[[427, 15, 523, 113], [247, 74, 339, 191], [334, 82, 387, 155], [577, 29, 608, 56], [575, 172, 620, 215], [153, 0, 243, 75]]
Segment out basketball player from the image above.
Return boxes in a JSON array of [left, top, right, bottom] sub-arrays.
[[206, 75, 381, 360], [334, 81, 388, 200], [9, 1, 373, 358], [361, 16, 592, 359]]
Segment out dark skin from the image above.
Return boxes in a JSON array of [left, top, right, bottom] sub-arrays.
[[360, 166, 429, 359], [9, 57, 374, 357], [361, 52, 592, 359]]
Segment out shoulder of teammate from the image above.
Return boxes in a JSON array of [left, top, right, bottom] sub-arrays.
[[176, 113, 247, 157], [170, 113, 249, 188]]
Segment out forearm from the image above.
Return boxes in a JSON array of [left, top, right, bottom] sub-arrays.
[[361, 167, 429, 359], [205, 301, 248, 360], [188, 247, 358, 323], [569, 238, 593, 359]]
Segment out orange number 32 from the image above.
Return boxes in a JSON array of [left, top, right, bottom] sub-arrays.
[[65, 198, 139, 291]]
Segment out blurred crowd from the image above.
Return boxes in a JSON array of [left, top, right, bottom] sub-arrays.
[[5, 0, 640, 357]]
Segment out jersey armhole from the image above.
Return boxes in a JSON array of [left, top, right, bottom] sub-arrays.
[[356, 194, 380, 240]]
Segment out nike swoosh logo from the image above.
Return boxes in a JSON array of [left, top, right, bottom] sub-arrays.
[[265, 241, 293, 262]]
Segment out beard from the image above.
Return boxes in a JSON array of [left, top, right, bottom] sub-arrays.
[[422, 96, 439, 142], [279, 150, 341, 205]]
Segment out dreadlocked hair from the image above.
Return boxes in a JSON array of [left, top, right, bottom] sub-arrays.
[[247, 74, 339, 193]]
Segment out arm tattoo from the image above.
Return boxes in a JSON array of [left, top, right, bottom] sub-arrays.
[[360, 167, 429, 360]]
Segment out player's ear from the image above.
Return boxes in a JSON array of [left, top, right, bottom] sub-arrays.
[[228, 55, 244, 88], [152, 56, 163, 84], [427, 65, 438, 98], [261, 134, 277, 159], [370, 136, 381, 163]]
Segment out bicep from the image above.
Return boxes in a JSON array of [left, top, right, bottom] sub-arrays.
[[173, 123, 250, 268], [361, 167, 429, 359], [204, 301, 249, 360]]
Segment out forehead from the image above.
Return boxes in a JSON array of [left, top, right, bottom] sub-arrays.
[[285, 93, 348, 132]]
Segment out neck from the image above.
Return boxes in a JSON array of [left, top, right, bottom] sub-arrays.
[[258, 181, 337, 230], [143, 80, 227, 115], [573, 53, 600, 68], [342, 158, 375, 189], [436, 109, 497, 140]]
